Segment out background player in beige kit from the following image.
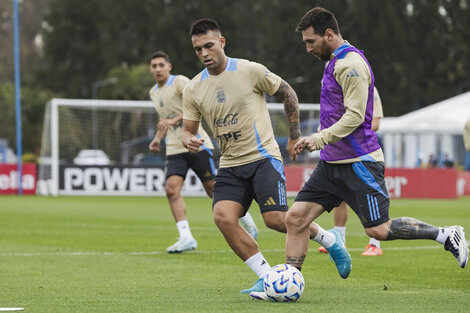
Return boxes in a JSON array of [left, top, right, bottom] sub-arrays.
[[148, 51, 258, 253]]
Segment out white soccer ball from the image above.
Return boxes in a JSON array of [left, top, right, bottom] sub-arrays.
[[264, 264, 305, 302]]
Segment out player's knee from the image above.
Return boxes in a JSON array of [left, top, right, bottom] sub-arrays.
[[263, 214, 287, 233], [365, 227, 387, 241], [213, 210, 235, 230], [285, 209, 307, 229], [165, 183, 181, 199]]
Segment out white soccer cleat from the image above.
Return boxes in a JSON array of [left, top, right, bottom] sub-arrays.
[[444, 226, 468, 268], [249, 291, 269, 301], [166, 237, 197, 253]]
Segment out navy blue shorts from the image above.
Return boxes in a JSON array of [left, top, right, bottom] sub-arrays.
[[166, 150, 216, 182], [213, 158, 288, 214], [295, 160, 390, 228]]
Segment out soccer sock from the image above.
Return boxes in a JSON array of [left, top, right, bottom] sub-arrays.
[[369, 237, 381, 248], [239, 212, 255, 226], [244, 252, 271, 278], [176, 220, 193, 239], [334, 226, 346, 244], [435, 227, 452, 245], [312, 226, 336, 249]]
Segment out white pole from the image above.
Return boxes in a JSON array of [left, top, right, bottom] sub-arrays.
[[50, 99, 59, 196]]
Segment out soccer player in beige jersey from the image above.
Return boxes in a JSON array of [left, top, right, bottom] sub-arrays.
[[182, 18, 348, 298], [148, 51, 258, 253]]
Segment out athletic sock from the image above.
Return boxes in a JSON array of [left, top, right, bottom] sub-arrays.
[[369, 237, 381, 248], [245, 252, 271, 278], [312, 226, 336, 249], [334, 226, 346, 244], [435, 227, 452, 245], [176, 220, 193, 239], [239, 212, 255, 225]]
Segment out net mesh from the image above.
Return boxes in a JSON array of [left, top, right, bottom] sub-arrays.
[[38, 99, 319, 194]]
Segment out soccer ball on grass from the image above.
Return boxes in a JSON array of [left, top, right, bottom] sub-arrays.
[[264, 264, 305, 302]]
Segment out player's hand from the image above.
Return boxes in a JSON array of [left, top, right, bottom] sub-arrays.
[[149, 138, 160, 153], [294, 136, 318, 154], [186, 136, 204, 153], [158, 119, 170, 131], [287, 138, 300, 161]]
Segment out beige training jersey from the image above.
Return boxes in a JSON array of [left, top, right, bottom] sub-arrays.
[[373, 86, 383, 118], [183, 58, 282, 168], [313, 45, 384, 163], [149, 74, 213, 155], [464, 117, 470, 151]]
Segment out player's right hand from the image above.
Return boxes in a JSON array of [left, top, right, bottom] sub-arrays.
[[149, 139, 160, 153]]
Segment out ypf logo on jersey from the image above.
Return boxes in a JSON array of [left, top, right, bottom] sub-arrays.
[[216, 87, 226, 104]]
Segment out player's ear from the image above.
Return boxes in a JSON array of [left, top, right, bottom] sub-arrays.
[[220, 36, 226, 48], [168, 62, 173, 71]]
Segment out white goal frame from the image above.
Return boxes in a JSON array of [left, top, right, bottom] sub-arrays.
[[43, 98, 319, 196]]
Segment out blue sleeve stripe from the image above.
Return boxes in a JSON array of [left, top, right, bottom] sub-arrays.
[[254, 122, 271, 159], [166, 75, 175, 86], [200, 69, 209, 82], [225, 57, 239, 72]]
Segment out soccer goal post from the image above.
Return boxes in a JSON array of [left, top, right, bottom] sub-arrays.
[[38, 98, 319, 196]]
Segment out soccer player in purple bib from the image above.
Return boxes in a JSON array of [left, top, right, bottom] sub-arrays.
[[285, 7, 468, 276]]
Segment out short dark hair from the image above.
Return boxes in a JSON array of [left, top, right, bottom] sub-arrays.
[[296, 7, 340, 35], [150, 51, 170, 63], [189, 18, 221, 36]]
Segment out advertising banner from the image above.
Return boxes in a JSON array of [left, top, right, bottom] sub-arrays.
[[285, 165, 459, 199], [0, 163, 37, 195], [58, 165, 204, 196]]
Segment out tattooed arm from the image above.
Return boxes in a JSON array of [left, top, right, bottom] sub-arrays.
[[273, 80, 301, 161]]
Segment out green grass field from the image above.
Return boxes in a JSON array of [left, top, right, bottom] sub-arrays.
[[0, 196, 469, 312]]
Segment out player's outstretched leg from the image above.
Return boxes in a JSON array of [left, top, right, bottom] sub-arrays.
[[377, 217, 468, 268], [326, 229, 352, 279]]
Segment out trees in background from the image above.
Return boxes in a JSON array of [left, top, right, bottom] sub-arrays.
[[1, 0, 469, 154]]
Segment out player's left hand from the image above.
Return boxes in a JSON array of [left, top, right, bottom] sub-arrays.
[[186, 136, 205, 153], [158, 119, 170, 131]]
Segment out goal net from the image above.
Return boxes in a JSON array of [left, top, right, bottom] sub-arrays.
[[38, 98, 319, 196]]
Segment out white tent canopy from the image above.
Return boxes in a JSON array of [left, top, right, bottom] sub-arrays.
[[377, 91, 470, 168], [379, 91, 470, 135]]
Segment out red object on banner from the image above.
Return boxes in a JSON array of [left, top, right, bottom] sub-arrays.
[[285, 165, 316, 194], [457, 172, 470, 196], [285, 165, 458, 199], [0, 163, 37, 195]]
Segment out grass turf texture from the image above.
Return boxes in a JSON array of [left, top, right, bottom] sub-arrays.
[[0, 196, 469, 312]]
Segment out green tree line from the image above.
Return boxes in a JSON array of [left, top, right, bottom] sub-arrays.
[[1, 0, 470, 154]]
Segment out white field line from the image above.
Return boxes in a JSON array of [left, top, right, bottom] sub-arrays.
[[0, 245, 449, 257]]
